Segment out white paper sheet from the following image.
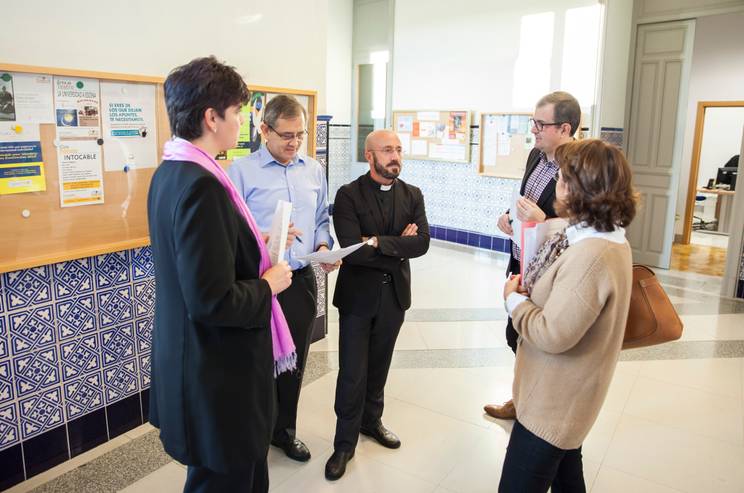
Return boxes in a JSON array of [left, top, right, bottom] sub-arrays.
[[399, 132, 411, 156], [12, 73, 55, 124], [296, 240, 370, 264], [101, 81, 158, 171], [267, 200, 292, 265], [510, 189, 523, 248], [411, 139, 428, 156], [54, 77, 101, 140]]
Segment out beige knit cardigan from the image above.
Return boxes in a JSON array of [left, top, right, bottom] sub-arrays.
[[511, 238, 633, 450]]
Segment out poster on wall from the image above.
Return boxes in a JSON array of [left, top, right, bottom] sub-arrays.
[[225, 91, 311, 160], [57, 140, 105, 207], [479, 113, 534, 178], [392, 110, 471, 163], [100, 81, 158, 171], [54, 77, 101, 140], [0, 138, 46, 195], [9, 73, 55, 123], [226, 104, 253, 160], [0, 73, 17, 121]]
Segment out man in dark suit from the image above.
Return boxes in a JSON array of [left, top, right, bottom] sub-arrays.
[[325, 129, 430, 481], [484, 91, 581, 420]]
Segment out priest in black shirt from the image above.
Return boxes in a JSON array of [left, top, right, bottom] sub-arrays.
[[325, 130, 430, 480]]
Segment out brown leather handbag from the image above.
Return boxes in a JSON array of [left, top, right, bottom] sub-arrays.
[[623, 265, 683, 349]]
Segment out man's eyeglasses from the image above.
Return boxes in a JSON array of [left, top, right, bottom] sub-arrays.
[[267, 124, 308, 142], [529, 118, 566, 132], [369, 146, 404, 156]]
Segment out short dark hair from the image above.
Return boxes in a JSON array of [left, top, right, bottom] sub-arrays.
[[537, 91, 581, 137], [164, 56, 249, 140], [262, 95, 307, 128], [555, 139, 638, 232]]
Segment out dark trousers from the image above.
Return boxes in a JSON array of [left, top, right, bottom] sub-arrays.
[[184, 459, 269, 493], [273, 265, 317, 443], [499, 421, 586, 493], [333, 281, 405, 452]]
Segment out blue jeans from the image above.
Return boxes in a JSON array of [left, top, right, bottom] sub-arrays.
[[499, 420, 586, 493]]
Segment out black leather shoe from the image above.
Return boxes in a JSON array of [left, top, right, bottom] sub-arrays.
[[360, 422, 401, 449], [271, 437, 311, 462], [325, 450, 354, 480]]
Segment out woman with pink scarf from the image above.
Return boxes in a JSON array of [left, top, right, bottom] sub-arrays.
[[147, 56, 294, 493]]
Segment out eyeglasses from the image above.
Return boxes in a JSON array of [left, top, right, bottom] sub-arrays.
[[529, 118, 566, 132], [267, 124, 308, 142], [369, 146, 405, 156]]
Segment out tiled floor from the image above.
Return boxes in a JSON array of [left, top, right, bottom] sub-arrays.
[[12, 241, 744, 493]]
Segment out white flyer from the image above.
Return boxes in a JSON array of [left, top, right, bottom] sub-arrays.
[[267, 200, 292, 265], [10, 73, 55, 124], [510, 188, 523, 248], [101, 81, 158, 171], [54, 76, 101, 140], [57, 140, 105, 207], [296, 240, 370, 264]]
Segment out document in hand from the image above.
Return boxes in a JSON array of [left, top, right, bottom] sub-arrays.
[[510, 189, 523, 248], [267, 200, 292, 265], [295, 240, 371, 264], [519, 218, 568, 281]]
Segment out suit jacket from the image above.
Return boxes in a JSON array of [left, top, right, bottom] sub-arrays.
[[507, 148, 559, 276], [147, 160, 274, 474], [332, 173, 430, 317]]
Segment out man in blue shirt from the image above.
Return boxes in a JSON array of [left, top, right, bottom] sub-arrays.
[[228, 95, 337, 463]]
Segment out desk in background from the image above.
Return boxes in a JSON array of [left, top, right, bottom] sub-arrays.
[[697, 188, 736, 234]]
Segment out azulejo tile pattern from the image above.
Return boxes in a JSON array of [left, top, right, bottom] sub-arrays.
[[13, 346, 60, 397], [97, 286, 134, 329], [64, 370, 104, 420], [94, 251, 131, 290], [3, 266, 53, 311], [9, 304, 56, 356], [135, 317, 153, 355], [103, 357, 139, 405], [133, 279, 155, 319], [61, 334, 101, 379], [19, 386, 64, 440], [0, 359, 14, 404], [0, 314, 8, 359], [56, 294, 96, 340], [131, 246, 154, 281], [53, 258, 94, 300], [0, 401, 19, 448]]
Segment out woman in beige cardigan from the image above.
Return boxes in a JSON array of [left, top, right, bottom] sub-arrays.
[[498, 139, 637, 492]]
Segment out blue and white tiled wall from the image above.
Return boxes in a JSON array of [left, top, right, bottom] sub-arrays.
[[0, 249, 154, 488], [328, 125, 515, 254]]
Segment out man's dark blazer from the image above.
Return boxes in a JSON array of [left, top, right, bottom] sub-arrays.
[[332, 173, 430, 317], [147, 160, 274, 474], [506, 148, 559, 276]]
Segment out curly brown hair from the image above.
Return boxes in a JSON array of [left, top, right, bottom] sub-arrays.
[[554, 139, 638, 232]]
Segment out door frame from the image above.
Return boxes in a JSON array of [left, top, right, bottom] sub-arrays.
[[681, 100, 744, 244]]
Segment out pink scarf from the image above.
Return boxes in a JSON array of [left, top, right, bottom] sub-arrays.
[[163, 137, 297, 376]]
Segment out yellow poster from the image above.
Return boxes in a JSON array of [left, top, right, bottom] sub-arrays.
[[0, 140, 46, 195]]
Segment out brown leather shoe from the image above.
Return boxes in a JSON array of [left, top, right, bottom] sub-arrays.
[[484, 399, 516, 420]]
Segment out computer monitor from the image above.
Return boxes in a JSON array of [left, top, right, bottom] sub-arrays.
[[716, 166, 738, 191]]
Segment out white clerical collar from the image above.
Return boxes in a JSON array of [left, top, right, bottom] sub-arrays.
[[380, 183, 393, 192], [565, 223, 626, 245]]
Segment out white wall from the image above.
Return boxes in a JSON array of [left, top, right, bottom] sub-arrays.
[[392, 0, 601, 114], [674, 11, 744, 233], [697, 107, 744, 188], [2, 0, 353, 119], [326, 0, 354, 123], [597, 0, 634, 128]]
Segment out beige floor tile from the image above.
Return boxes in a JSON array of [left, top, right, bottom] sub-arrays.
[[582, 409, 623, 463], [638, 358, 743, 398], [269, 448, 438, 493], [679, 313, 744, 341], [623, 375, 743, 445], [384, 367, 513, 429], [416, 321, 507, 350], [603, 415, 744, 493], [599, 363, 639, 414], [591, 466, 682, 493], [354, 397, 485, 484], [119, 461, 186, 493], [583, 457, 601, 491], [437, 427, 510, 492], [268, 431, 333, 489]]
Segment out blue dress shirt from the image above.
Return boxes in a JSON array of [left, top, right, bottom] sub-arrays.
[[227, 146, 333, 270]]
